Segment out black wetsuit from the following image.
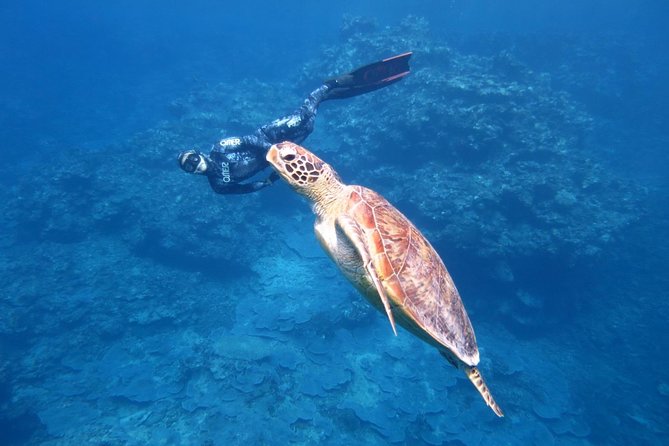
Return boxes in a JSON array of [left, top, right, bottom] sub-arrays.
[[204, 85, 330, 194]]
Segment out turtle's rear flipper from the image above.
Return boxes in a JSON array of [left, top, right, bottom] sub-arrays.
[[465, 365, 504, 417], [324, 52, 412, 100]]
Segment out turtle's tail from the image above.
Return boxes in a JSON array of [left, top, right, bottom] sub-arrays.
[[465, 366, 504, 417]]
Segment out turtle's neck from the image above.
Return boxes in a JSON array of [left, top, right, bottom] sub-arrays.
[[305, 171, 346, 218]]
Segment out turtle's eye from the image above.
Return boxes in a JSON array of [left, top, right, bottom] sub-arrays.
[[279, 145, 298, 162]]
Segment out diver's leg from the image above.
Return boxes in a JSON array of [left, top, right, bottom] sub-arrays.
[[262, 85, 328, 143], [301, 84, 330, 115]]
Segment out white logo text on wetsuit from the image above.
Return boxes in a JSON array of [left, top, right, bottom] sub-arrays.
[[220, 137, 241, 147], [219, 138, 240, 182], [221, 162, 231, 182]]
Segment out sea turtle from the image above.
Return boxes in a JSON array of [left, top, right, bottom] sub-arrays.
[[266, 141, 504, 417]]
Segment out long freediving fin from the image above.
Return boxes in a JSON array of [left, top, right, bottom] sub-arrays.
[[324, 52, 412, 99]]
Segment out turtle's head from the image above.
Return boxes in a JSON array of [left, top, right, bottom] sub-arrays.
[[266, 142, 342, 200]]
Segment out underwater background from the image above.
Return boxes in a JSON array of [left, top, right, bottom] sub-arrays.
[[1, 0, 668, 445]]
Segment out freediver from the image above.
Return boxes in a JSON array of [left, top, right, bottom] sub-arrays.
[[177, 52, 412, 194]]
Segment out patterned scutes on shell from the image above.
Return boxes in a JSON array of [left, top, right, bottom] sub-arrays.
[[345, 186, 480, 366]]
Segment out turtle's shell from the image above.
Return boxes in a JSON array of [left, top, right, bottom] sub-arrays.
[[345, 186, 479, 366]]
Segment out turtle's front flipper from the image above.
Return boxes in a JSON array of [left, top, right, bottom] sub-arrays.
[[336, 214, 398, 336]]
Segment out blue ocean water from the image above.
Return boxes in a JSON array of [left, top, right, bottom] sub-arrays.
[[1, 1, 668, 445]]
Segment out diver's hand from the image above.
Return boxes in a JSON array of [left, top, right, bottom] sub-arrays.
[[265, 171, 280, 185]]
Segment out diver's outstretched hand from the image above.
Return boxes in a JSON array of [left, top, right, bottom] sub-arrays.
[[265, 171, 281, 185]]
